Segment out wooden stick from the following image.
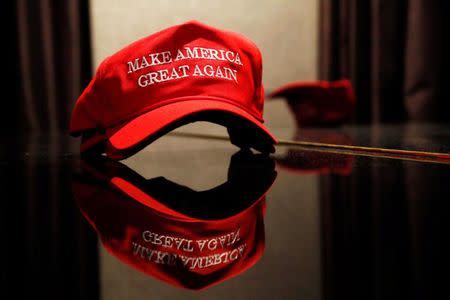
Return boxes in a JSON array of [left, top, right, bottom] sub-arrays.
[[168, 131, 450, 164]]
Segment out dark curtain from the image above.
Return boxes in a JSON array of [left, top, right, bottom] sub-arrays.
[[319, 2, 450, 298], [1, 1, 98, 298], [5, 0, 92, 134], [319, 0, 450, 123]]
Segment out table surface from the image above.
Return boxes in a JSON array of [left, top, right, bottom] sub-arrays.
[[272, 123, 450, 153], [1, 126, 449, 300]]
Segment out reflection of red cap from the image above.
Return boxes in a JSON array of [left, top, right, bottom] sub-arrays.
[[275, 130, 354, 175], [72, 151, 277, 290], [268, 79, 355, 127], [69, 20, 277, 160]]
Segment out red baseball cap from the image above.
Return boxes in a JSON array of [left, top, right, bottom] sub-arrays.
[[70, 20, 277, 159], [72, 150, 277, 290], [268, 79, 355, 127]]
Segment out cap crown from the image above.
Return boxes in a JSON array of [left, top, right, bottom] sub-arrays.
[[70, 21, 265, 135]]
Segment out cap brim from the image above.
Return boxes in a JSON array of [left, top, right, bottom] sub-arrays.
[[110, 177, 194, 220], [105, 99, 277, 155]]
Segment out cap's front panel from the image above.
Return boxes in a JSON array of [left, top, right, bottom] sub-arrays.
[[98, 22, 263, 128]]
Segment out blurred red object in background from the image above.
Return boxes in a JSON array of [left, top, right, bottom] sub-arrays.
[[268, 79, 355, 127]]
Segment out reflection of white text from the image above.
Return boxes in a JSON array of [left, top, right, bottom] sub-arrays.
[[131, 242, 246, 269], [141, 228, 240, 252]]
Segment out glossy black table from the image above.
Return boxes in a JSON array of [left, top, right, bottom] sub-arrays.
[[1, 127, 449, 300]]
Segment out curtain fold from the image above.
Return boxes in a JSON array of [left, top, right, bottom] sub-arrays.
[[7, 0, 92, 133], [319, 0, 450, 123]]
